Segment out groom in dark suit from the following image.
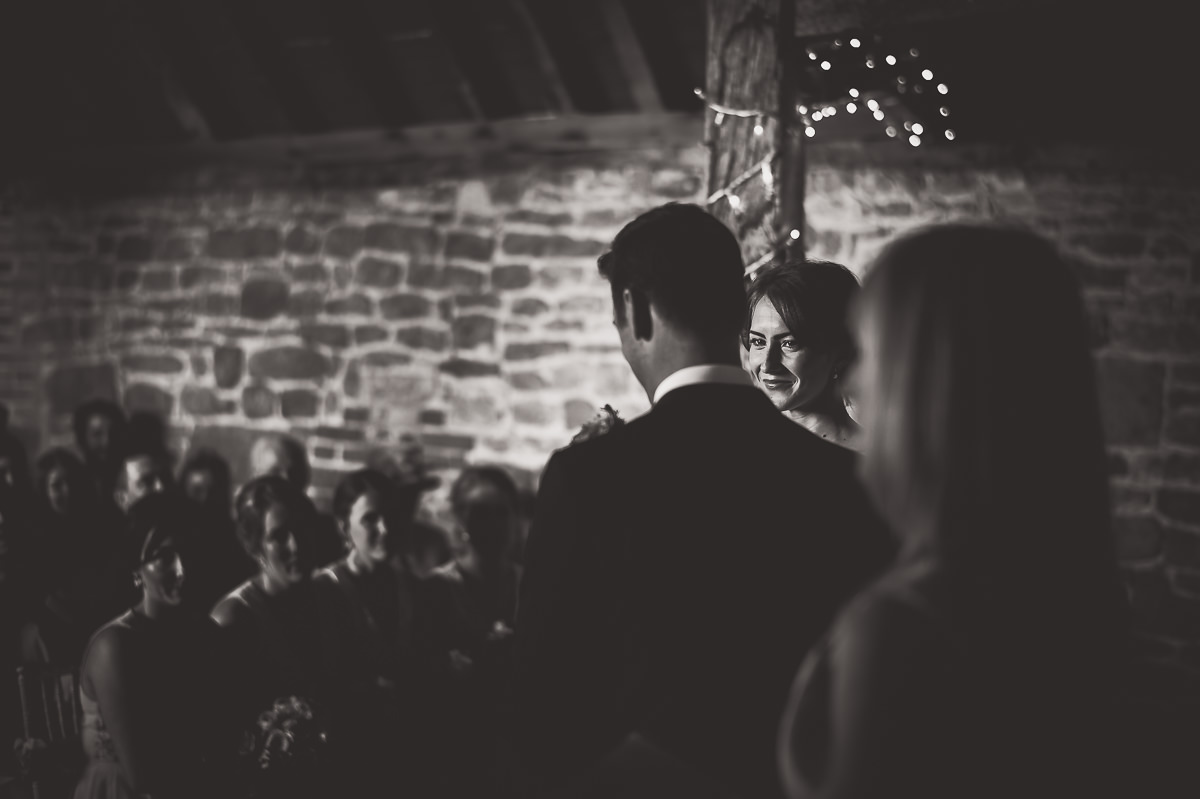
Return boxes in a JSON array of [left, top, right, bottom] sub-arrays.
[[514, 204, 891, 798]]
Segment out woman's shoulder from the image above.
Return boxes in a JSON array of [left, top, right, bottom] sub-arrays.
[[211, 580, 259, 627]]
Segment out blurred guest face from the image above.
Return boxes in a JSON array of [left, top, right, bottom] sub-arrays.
[[345, 491, 392, 566], [119, 456, 168, 511], [46, 466, 72, 515], [0, 457, 15, 491], [183, 468, 214, 508], [252, 444, 304, 487], [260, 502, 309, 587], [139, 537, 185, 607], [84, 415, 114, 463], [746, 300, 837, 414]]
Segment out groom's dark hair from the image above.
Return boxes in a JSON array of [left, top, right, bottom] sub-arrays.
[[598, 203, 745, 341]]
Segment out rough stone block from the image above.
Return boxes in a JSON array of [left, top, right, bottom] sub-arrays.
[[506, 209, 572, 226], [139, 269, 176, 292], [1068, 232, 1146, 259], [355, 326, 390, 345], [503, 233, 607, 259], [289, 290, 325, 318], [116, 235, 154, 262], [1166, 412, 1200, 448], [419, 408, 446, 426], [513, 401, 556, 425], [395, 327, 449, 350], [537, 265, 590, 288], [344, 363, 362, 398], [560, 296, 608, 314], [507, 371, 549, 391], [504, 342, 570, 360], [564, 399, 596, 430], [324, 226, 365, 258], [439, 359, 500, 378], [366, 223, 439, 255], [423, 432, 475, 451], [446, 232, 495, 262], [181, 386, 222, 416], [116, 269, 139, 291], [300, 324, 351, 349], [452, 315, 496, 349], [213, 346, 244, 388], [248, 347, 331, 381], [123, 383, 173, 417], [357, 257, 403, 288], [454, 293, 501, 309], [285, 226, 322, 255], [1096, 358, 1165, 446], [492, 264, 532, 289], [513, 298, 550, 316], [190, 355, 207, 377], [1160, 489, 1200, 528], [282, 389, 321, 419], [344, 407, 370, 423], [1149, 234, 1190, 258], [650, 168, 702, 198], [290, 262, 329, 283], [1165, 527, 1200, 569], [313, 425, 364, 442], [181, 265, 225, 289], [196, 292, 239, 317], [380, 294, 432, 320], [241, 279, 289, 320], [46, 362, 118, 414], [242, 384, 276, 419], [409, 264, 486, 292], [207, 227, 282, 259], [325, 294, 373, 316], [23, 318, 76, 346], [362, 352, 414, 368], [1165, 452, 1200, 484], [122, 355, 185, 374]]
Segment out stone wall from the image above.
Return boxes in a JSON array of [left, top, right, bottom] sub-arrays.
[[1, 138, 1198, 697]]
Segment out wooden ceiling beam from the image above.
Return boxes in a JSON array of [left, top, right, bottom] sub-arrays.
[[510, 0, 575, 113], [598, 0, 663, 112]]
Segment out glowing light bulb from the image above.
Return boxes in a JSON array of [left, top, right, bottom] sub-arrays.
[[866, 59, 875, 68], [753, 121, 765, 136], [910, 48, 920, 57], [873, 110, 885, 121], [807, 49, 817, 60], [939, 106, 950, 116], [937, 83, 949, 94], [761, 162, 774, 187], [921, 69, 933, 81], [903, 121, 912, 131], [896, 76, 906, 85], [796, 104, 808, 114], [945, 129, 956, 140], [847, 103, 857, 113], [789, 228, 801, 240], [820, 60, 831, 71], [804, 126, 815, 138], [833, 39, 843, 48], [728, 194, 741, 209], [912, 123, 924, 135], [825, 106, 836, 116], [812, 111, 823, 121], [714, 112, 725, 125], [913, 84, 924, 94], [885, 126, 896, 137], [849, 88, 860, 98], [885, 54, 897, 65], [867, 99, 879, 111], [850, 38, 861, 48], [909, 134, 921, 146]]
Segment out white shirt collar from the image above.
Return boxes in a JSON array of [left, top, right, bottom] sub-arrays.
[[652, 364, 753, 405]]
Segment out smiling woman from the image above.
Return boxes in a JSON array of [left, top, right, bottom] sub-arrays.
[[742, 261, 862, 448]]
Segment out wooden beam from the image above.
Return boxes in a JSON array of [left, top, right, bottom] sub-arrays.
[[598, 0, 663, 112], [793, 0, 1047, 36], [706, 0, 793, 269], [319, 0, 421, 128], [8, 111, 703, 177], [510, 0, 575, 113]]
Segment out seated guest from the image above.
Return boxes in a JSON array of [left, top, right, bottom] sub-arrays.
[[75, 493, 230, 799], [249, 434, 345, 567], [317, 468, 422, 797], [114, 448, 172, 514], [179, 448, 254, 613], [72, 398, 126, 508], [366, 437, 451, 577], [420, 465, 524, 797], [212, 477, 346, 755], [743, 261, 861, 449], [777, 224, 1128, 799]]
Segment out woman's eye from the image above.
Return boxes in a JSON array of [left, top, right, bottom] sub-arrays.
[[749, 337, 766, 349], [781, 339, 800, 351]]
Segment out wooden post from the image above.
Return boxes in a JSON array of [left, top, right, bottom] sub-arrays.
[[705, 0, 802, 273]]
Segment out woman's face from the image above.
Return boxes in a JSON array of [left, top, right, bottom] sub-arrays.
[[345, 491, 392, 567], [84, 415, 114, 463], [745, 300, 838, 414], [183, 468, 214, 508], [46, 467, 72, 515], [139, 537, 185, 607], [260, 502, 310, 587]]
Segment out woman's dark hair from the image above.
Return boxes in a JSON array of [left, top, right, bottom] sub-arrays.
[[233, 475, 316, 559], [742, 259, 860, 360], [179, 447, 233, 513], [450, 466, 520, 558], [332, 468, 399, 524], [125, 492, 194, 572], [450, 466, 519, 520], [34, 447, 86, 507]]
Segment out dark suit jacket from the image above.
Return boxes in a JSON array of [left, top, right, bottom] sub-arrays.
[[514, 383, 893, 798]]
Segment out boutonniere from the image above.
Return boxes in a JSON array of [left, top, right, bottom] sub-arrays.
[[571, 404, 625, 444]]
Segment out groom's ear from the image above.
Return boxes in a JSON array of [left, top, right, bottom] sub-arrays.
[[627, 288, 653, 341]]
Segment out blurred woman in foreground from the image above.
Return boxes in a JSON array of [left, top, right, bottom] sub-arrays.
[[777, 224, 1127, 799]]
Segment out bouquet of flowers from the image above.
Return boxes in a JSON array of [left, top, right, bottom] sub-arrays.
[[238, 696, 330, 797], [571, 404, 625, 444]]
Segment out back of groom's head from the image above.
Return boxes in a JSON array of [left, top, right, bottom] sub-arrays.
[[598, 203, 745, 343]]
